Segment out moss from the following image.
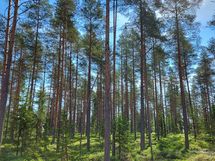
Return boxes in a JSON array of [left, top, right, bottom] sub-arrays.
[[187, 153, 215, 161], [0, 133, 215, 161]]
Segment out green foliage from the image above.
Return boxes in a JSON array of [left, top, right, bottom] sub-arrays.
[[81, 0, 103, 64], [115, 116, 130, 160], [55, 0, 75, 28], [15, 107, 37, 154], [35, 89, 47, 142], [1, 133, 215, 161]]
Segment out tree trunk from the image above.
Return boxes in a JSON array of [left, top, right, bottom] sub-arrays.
[[132, 46, 137, 140], [86, 24, 92, 151], [184, 59, 197, 140], [175, 5, 189, 150], [120, 51, 124, 115], [29, 2, 40, 109], [2, 0, 11, 80], [57, 26, 65, 152], [153, 54, 159, 140], [112, 0, 117, 156], [124, 50, 129, 120], [0, 0, 19, 145], [104, 0, 111, 160], [72, 50, 79, 138], [139, 1, 145, 151], [69, 48, 73, 138], [158, 62, 166, 137], [4, 52, 16, 140]]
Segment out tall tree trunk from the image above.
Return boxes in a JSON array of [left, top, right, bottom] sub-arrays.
[[4, 52, 16, 140], [69, 48, 73, 138], [112, 0, 117, 156], [184, 59, 197, 140], [175, 5, 189, 150], [130, 84, 133, 133], [83, 78, 87, 135], [53, 28, 62, 143], [10, 51, 24, 142], [104, 0, 111, 160], [98, 66, 104, 137], [153, 54, 159, 140], [120, 51, 124, 115], [29, 2, 40, 109], [140, 2, 153, 159], [132, 46, 137, 140], [124, 51, 129, 120], [139, 1, 145, 151], [72, 50, 79, 138], [57, 27, 65, 151], [86, 24, 92, 151], [158, 63, 166, 137], [144, 34, 153, 161], [2, 0, 11, 80], [0, 0, 19, 145]]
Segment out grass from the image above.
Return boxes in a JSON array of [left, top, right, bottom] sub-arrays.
[[0, 133, 214, 161]]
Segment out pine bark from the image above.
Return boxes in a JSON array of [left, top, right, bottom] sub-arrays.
[[112, 0, 117, 156], [139, 1, 145, 150], [175, 5, 189, 149], [0, 0, 19, 145], [104, 0, 111, 160]]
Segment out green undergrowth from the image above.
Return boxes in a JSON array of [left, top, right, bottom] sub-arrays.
[[0, 133, 214, 161]]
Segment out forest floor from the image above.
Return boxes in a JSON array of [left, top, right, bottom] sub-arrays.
[[0, 133, 215, 161]]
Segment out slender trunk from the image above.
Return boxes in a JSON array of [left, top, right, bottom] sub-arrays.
[[175, 5, 189, 149], [112, 0, 117, 156], [144, 35, 153, 161], [50, 61, 56, 135], [163, 81, 169, 134], [206, 84, 212, 134], [98, 66, 103, 136], [139, 2, 145, 150], [53, 28, 62, 143], [159, 63, 166, 137], [57, 27, 65, 151], [130, 84, 133, 133], [83, 78, 87, 135], [132, 46, 137, 140], [10, 50, 24, 142], [2, 0, 11, 80], [2, 3, 13, 137], [86, 24, 92, 151], [4, 52, 16, 140], [69, 48, 73, 138], [140, 2, 153, 159], [29, 3, 40, 109], [124, 51, 129, 120], [0, 0, 19, 145], [153, 54, 159, 140], [120, 52, 124, 115], [104, 0, 111, 160], [184, 60, 197, 140], [72, 50, 79, 137]]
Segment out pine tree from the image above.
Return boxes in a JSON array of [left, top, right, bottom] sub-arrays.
[[81, 0, 103, 151], [0, 0, 19, 145]]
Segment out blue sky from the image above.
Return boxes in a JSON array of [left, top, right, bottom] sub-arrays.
[[0, 0, 214, 46], [195, 0, 215, 45]]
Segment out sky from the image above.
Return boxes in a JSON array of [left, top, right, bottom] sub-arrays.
[[195, 0, 215, 45], [0, 0, 214, 46]]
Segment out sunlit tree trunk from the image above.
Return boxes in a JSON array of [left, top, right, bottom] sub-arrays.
[[0, 0, 19, 145], [112, 0, 117, 156], [175, 5, 189, 150], [104, 0, 111, 160]]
